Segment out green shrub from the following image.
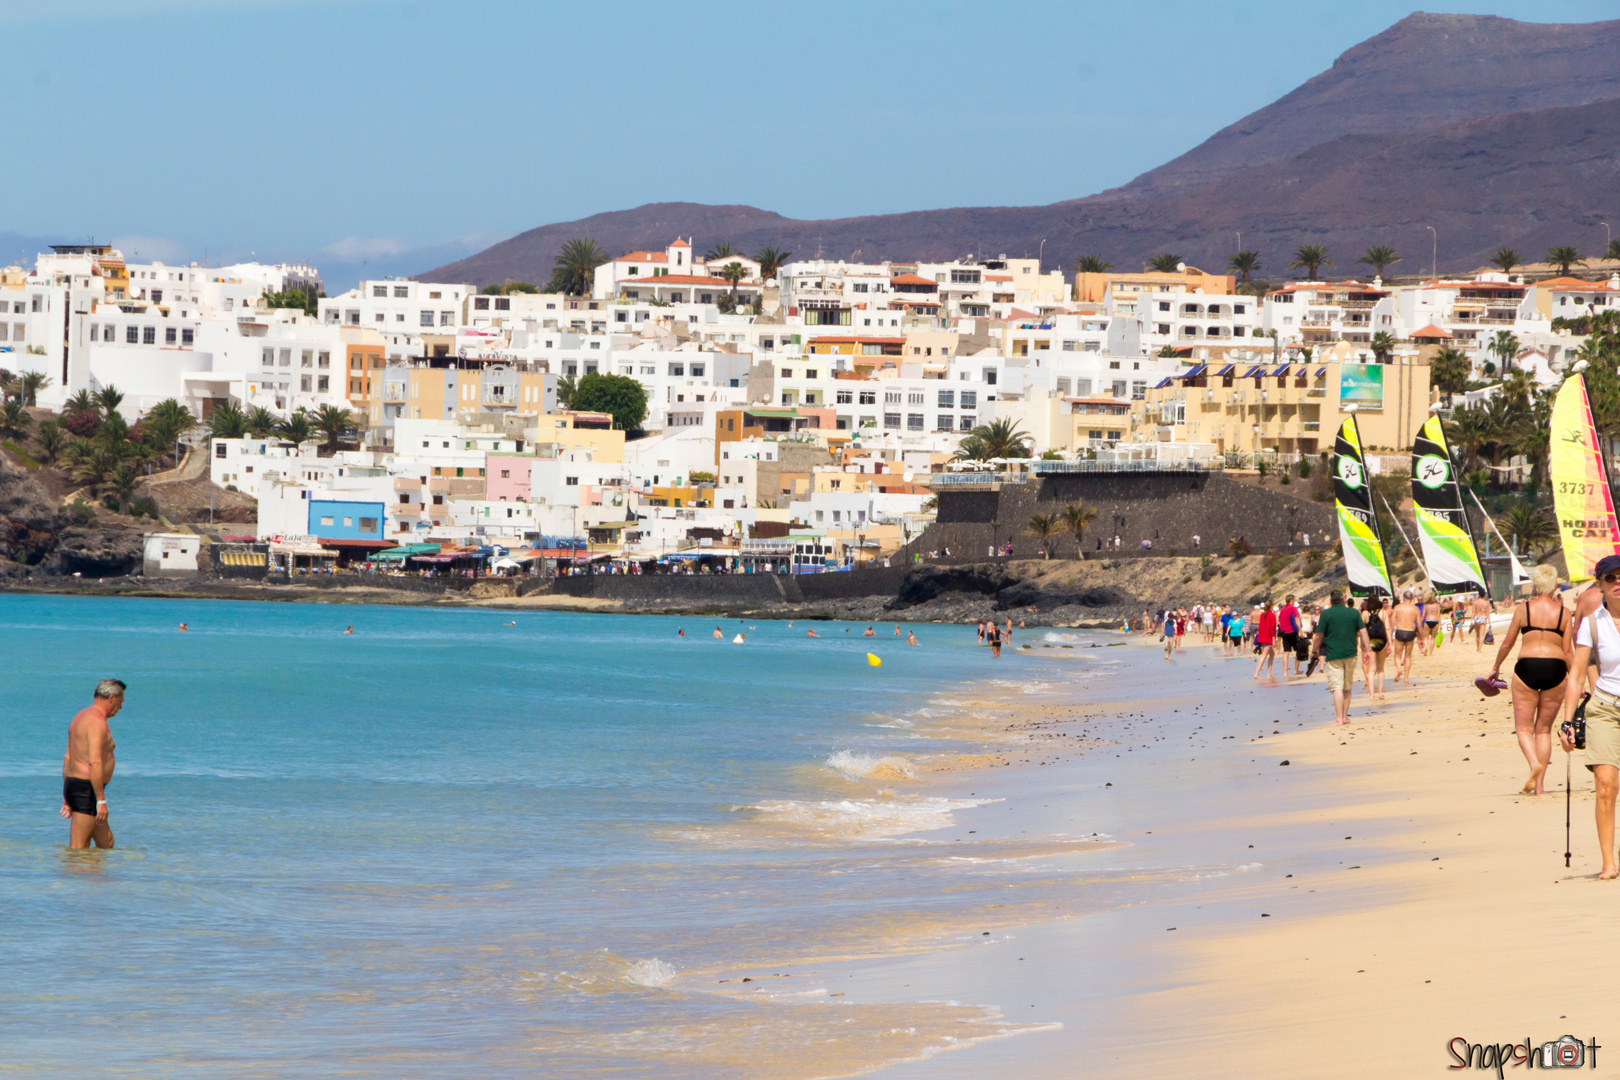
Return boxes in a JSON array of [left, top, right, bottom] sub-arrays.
[[69, 499, 98, 527], [102, 495, 120, 512], [1297, 458, 1312, 479]]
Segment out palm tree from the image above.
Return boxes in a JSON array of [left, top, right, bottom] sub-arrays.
[[1500, 502, 1556, 556], [1546, 245, 1583, 276], [1479, 393, 1521, 478], [19, 371, 49, 406], [245, 406, 279, 439], [1288, 244, 1334, 280], [72, 445, 119, 494], [1027, 513, 1058, 557], [716, 261, 749, 309], [546, 238, 608, 296], [1444, 405, 1491, 474], [34, 419, 65, 464], [1490, 330, 1521, 376], [1607, 239, 1620, 263], [63, 389, 97, 418], [107, 462, 141, 509], [556, 373, 577, 409], [1073, 254, 1113, 275], [955, 417, 1032, 461], [1147, 254, 1182, 273], [1227, 250, 1262, 283], [140, 399, 196, 466], [93, 385, 124, 417], [1061, 501, 1099, 554], [313, 404, 352, 453], [0, 399, 31, 439], [1490, 247, 1523, 273], [1369, 331, 1396, 364], [704, 242, 736, 261], [94, 410, 130, 449], [278, 409, 314, 445], [1355, 245, 1401, 278], [208, 401, 248, 440], [1429, 346, 1470, 404], [752, 246, 791, 280]]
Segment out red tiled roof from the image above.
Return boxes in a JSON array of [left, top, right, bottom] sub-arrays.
[[890, 273, 937, 286], [669, 239, 690, 247], [1540, 276, 1618, 290], [634, 275, 735, 286], [1410, 324, 1453, 338]]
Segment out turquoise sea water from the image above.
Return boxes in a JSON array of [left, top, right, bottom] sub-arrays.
[[1, 596, 1050, 1077]]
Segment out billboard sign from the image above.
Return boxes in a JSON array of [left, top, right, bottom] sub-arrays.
[[1339, 363, 1384, 409]]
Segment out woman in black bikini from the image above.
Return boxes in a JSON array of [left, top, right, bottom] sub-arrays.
[[1487, 564, 1573, 794]]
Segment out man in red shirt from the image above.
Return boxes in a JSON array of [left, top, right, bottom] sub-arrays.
[[1277, 594, 1302, 677]]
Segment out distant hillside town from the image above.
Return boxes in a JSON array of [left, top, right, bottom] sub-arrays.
[[1, 237, 1614, 569]]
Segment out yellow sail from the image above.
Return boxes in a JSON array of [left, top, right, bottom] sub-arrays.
[[1549, 373, 1620, 582]]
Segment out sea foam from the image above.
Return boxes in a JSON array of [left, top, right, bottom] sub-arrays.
[[826, 750, 916, 781]]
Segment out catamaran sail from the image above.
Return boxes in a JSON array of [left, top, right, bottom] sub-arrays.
[[1333, 414, 1393, 598], [1550, 372, 1620, 582], [1410, 415, 1488, 596]]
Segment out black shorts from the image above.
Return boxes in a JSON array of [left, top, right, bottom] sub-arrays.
[[1281, 631, 1299, 652], [63, 776, 98, 816]]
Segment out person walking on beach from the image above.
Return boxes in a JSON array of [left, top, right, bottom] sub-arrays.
[[1490, 564, 1572, 795], [1358, 596, 1390, 701], [1470, 589, 1494, 651], [1162, 609, 1177, 660], [61, 679, 125, 850], [1389, 590, 1421, 685], [1278, 595, 1302, 676], [1294, 603, 1315, 673], [988, 620, 1004, 658], [1561, 554, 1620, 878], [1228, 608, 1245, 656], [1312, 591, 1370, 726], [1253, 600, 1280, 681]]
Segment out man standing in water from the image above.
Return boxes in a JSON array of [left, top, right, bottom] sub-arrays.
[[61, 679, 125, 849]]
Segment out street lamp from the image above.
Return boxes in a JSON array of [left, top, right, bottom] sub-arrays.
[[1603, 221, 1613, 253], [1426, 225, 1438, 278]]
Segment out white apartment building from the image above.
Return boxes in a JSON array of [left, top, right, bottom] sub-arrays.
[[591, 238, 763, 301], [1263, 281, 1398, 354], [319, 280, 473, 335]]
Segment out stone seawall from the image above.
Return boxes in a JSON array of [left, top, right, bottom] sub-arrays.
[[918, 472, 1336, 559], [534, 564, 912, 608]]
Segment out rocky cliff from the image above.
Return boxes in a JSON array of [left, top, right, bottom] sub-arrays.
[[0, 459, 143, 577]]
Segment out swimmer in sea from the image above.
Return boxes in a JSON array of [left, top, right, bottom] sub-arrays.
[[61, 678, 124, 850], [678, 628, 685, 637], [907, 630, 918, 646], [178, 623, 188, 632], [862, 626, 876, 637], [895, 625, 902, 635], [345, 625, 356, 633], [713, 626, 724, 638], [807, 628, 820, 638]]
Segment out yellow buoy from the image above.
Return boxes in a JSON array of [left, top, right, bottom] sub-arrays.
[[867, 652, 882, 667]]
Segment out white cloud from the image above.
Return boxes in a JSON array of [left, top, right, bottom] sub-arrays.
[[321, 236, 409, 261]]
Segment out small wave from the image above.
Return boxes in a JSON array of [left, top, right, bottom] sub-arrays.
[[625, 959, 677, 989], [747, 796, 998, 840], [827, 750, 916, 781]]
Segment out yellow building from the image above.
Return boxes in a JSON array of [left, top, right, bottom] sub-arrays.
[[1135, 351, 1432, 455], [531, 412, 626, 463], [340, 327, 388, 425], [1074, 266, 1235, 304]]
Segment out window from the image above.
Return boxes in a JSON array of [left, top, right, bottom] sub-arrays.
[[317, 351, 329, 368], [983, 370, 997, 385], [441, 311, 453, 326], [317, 375, 328, 392], [1234, 304, 1246, 314], [565, 476, 579, 486], [1109, 360, 1121, 369], [151, 290, 162, 303], [907, 413, 925, 430], [836, 389, 853, 404], [393, 286, 410, 298], [691, 364, 704, 377], [883, 412, 901, 429], [1112, 380, 1128, 398], [959, 391, 977, 409], [301, 375, 311, 391], [884, 390, 901, 404], [670, 364, 685, 376], [937, 414, 953, 430], [778, 368, 792, 378], [937, 390, 955, 407], [959, 415, 976, 431], [359, 518, 377, 532], [853, 282, 868, 293], [859, 391, 876, 405], [215, 442, 228, 458], [320, 516, 335, 527], [165, 327, 177, 344], [949, 269, 980, 284], [342, 517, 353, 528], [420, 311, 434, 326], [280, 349, 291, 367], [907, 391, 923, 405], [495, 298, 510, 311], [1132, 381, 1147, 400], [142, 326, 155, 344]]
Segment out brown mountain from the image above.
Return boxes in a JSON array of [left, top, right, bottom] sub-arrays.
[[421, 13, 1620, 287]]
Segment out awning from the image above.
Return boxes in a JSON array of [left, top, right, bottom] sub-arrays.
[[1213, 364, 1236, 377], [270, 544, 333, 558], [1269, 364, 1292, 376], [319, 538, 394, 549], [1241, 365, 1267, 378], [1180, 364, 1207, 378], [1314, 367, 1327, 377], [659, 551, 724, 562]]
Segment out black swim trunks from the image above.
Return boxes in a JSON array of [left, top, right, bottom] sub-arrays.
[[1281, 631, 1299, 652], [1394, 629, 1417, 643], [63, 776, 99, 816]]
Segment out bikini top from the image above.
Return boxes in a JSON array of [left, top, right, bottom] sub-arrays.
[[1522, 600, 1566, 636]]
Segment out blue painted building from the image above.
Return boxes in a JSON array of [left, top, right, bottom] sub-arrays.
[[307, 499, 386, 542]]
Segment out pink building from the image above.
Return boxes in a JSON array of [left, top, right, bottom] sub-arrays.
[[486, 455, 534, 502]]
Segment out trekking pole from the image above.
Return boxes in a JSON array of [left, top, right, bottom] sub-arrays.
[[1566, 754, 1573, 869]]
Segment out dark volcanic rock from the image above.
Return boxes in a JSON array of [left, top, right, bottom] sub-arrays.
[[996, 581, 1131, 612], [51, 527, 143, 577], [895, 565, 1018, 606], [0, 459, 66, 565]]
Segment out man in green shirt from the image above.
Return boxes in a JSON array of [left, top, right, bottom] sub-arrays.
[[1311, 590, 1371, 726]]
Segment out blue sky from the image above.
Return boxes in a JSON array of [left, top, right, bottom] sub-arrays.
[[2, 0, 1616, 287]]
